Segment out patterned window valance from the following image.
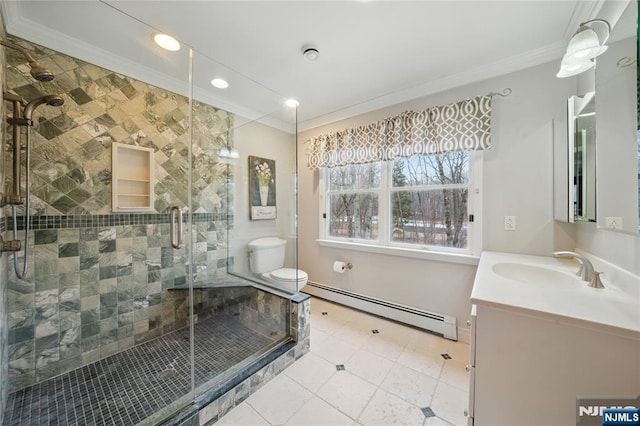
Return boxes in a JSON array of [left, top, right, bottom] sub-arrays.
[[306, 95, 491, 169]]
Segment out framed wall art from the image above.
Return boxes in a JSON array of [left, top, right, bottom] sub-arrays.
[[249, 155, 276, 220]]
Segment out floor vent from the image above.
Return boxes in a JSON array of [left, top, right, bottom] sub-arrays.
[[304, 281, 457, 340]]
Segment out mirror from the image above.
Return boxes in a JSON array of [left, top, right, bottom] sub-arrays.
[[568, 92, 597, 223], [595, 0, 639, 234]]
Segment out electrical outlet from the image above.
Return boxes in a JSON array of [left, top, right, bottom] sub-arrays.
[[605, 217, 623, 230], [504, 216, 516, 231]]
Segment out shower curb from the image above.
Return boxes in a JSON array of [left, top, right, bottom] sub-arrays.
[[163, 294, 311, 426]]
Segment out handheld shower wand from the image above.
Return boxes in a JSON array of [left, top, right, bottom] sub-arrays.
[[0, 41, 60, 269], [23, 94, 65, 121], [4, 94, 65, 278], [0, 40, 56, 206]]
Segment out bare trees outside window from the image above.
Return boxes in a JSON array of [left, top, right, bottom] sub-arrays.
[[328, 163, 380, 240], [325, 152, 471, 250], [391, 152, 469, 248]]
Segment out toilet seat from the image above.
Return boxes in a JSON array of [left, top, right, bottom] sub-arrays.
[[270, 268, 308, 282], [261, 268, 308, 291]]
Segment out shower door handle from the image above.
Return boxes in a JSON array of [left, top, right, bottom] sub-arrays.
[[170, 206, 184, 249]]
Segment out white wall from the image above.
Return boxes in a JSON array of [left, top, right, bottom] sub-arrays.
[[576, 224, 640, 276], [230, 118, 297, 275], [298, 60, 579, 326]]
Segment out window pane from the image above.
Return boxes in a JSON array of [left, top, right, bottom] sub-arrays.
[[329, 163, 380, 190], [392, 153, 469, 187], [391, 189, 468, 248], [329, 193, 379, 240]]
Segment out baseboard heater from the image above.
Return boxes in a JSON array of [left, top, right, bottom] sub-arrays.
[[304, 281, 457, 341]]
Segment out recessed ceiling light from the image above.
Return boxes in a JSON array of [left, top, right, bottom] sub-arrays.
[[153, 33, 181, 51], [211, 78, 229, 89], [285, 99, 299, 108]]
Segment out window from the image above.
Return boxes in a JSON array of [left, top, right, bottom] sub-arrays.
[[327, 163, 380, 240], [321, 151, 480, 255], [310, 95, 490, 260]]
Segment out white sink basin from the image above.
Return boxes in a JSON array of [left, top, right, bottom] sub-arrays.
[[491, 262, 582, 287], [473, 252, 640, 337]]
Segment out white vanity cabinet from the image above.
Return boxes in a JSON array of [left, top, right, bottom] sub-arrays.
[[467, 303, 639, 426], [467, 251, 640, 426]]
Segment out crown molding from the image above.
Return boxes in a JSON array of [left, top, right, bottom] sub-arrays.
[[1, 0, 593, 135], [299, 0, 609, 132], [1, 1, 295, 133], [298, 40, 567, 132], [3, 6, 189, 97], [563, 0, 606, 39]]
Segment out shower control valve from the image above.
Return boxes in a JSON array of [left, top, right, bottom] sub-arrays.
[[0, 235, 21, 253], [0, 192, 24, 207]]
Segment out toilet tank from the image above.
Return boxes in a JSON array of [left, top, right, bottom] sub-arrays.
[[248, 237, 286, 274]]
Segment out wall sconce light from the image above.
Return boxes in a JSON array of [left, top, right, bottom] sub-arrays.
[[557, 19, 611, 78]]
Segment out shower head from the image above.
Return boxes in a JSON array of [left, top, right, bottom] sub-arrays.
[[29, 65, 54, 82], [23, 95, 64, 121], [0, 40, 55, 82]]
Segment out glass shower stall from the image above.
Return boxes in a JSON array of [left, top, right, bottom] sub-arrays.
[[0, 2, 305, 424]]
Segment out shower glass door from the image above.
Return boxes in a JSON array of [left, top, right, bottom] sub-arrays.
[[2, 2, 298, 424], [2, 3, 197, 424], [189, 49, 298, 397]]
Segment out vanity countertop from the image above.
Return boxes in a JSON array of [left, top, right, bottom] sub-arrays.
[[471, 251, 640, 339]]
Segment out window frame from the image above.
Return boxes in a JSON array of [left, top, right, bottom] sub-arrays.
[[318, 151, 483, 264]]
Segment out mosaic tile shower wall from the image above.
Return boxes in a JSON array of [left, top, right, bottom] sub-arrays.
[[3, 37, 235, 392], [186, 286, 290, 342]]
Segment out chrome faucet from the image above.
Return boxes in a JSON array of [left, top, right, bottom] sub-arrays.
[[552, 251, 595, 282]]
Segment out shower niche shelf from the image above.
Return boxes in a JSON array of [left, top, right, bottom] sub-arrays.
[[112, 142, 154, 212]]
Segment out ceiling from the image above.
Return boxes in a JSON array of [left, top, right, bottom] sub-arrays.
[[1, 1, 618, 131]]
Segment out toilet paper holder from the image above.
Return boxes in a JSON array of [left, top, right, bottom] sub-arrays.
[[333, 261, 353, 272]]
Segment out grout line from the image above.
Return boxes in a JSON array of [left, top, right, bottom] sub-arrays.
[[235, 297, 469, 426], [242, 399, 274, 426]]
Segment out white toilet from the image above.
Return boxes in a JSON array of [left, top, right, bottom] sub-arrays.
[[248, 237, 308, 291]]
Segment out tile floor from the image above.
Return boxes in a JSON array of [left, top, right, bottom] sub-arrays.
[[3, 314, 275, 426], [217, 297, 470, 426]]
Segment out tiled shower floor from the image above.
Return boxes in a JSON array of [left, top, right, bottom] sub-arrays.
[[3, 315, 275, 425]]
